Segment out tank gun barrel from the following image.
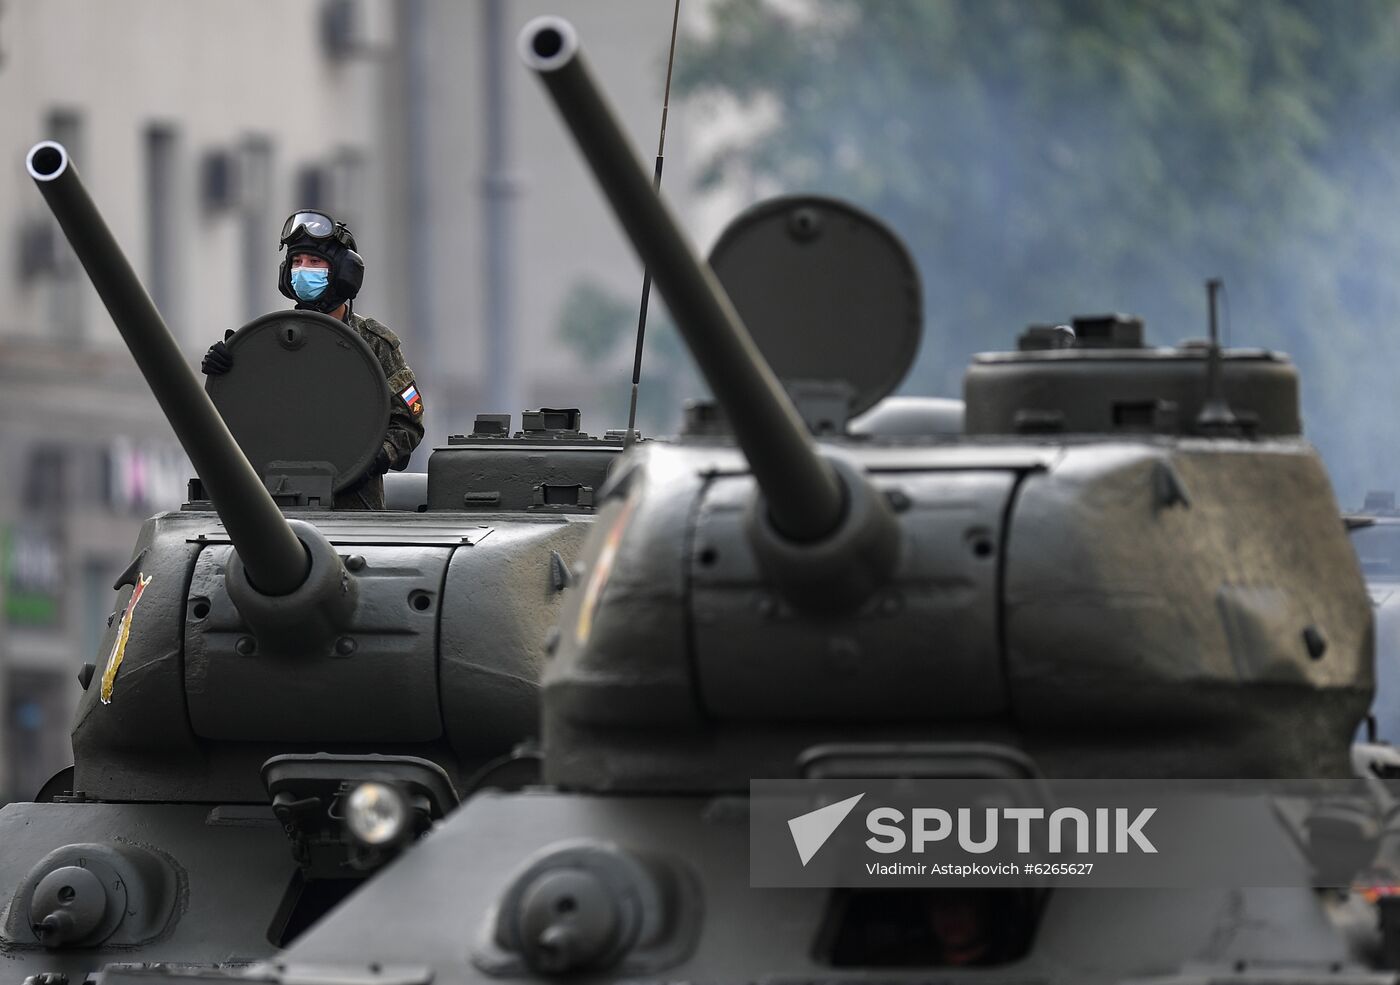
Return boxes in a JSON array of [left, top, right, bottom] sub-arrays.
[[26, 141, 310, 595], [519, 18, 843, 543]]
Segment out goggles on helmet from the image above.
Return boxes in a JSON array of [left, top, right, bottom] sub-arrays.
[[280, 210, 354, 248]]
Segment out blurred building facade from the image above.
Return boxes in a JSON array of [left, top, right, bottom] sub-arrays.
[[0, 0, 711, 801], [376, 0, 712, 443]]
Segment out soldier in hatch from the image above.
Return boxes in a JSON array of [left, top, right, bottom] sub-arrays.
[[200, 210, 424, 510]]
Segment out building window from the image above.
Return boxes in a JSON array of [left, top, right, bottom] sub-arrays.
[[200, 150, 239, 212], [144, 123, 181, 327], [292, 148, 362, 235], [240, 135, 274, 320], [2, 524, 65, 628], [99, 438, 189, 515], [328, 146, 365, 229], [22, 445, 67, 511], [6, 669, 71, 804], [295, 165, 330, 211]]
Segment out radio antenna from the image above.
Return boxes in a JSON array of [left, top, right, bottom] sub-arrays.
[[1195, 277, 1240, 434], [623, 0, 682, 448]]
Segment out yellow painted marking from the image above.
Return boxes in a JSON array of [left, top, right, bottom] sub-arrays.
[[575, 497, 637, 647], [100, 573, 152, 704]]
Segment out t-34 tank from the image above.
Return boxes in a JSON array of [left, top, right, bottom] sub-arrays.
[[222, 18, 1388, 985], [0, 141, 624, 981]]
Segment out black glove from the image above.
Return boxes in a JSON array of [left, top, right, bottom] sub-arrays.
[[201, 331, 235, 375], [372, 444, 394, 475]]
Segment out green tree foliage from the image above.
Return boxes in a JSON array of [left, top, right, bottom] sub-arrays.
[[557, 279, 702, 436], [675, 0, 1400, 500]]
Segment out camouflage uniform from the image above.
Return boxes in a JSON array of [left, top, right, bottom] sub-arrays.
[[334, 313, 425, 510]]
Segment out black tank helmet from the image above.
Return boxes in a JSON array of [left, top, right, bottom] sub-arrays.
[[277, 209, 365, 315]]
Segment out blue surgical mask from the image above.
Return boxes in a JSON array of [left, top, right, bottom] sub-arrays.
[[291, 267, 330, 301]]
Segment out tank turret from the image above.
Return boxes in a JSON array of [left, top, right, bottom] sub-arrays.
[[241, 20, 1385, 984], [512, 18, 1369, 788], [0, 142, 623, 978], [21, 141, 576, 798]]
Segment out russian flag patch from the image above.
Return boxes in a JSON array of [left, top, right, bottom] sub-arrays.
[[399, 382, 423, 416]]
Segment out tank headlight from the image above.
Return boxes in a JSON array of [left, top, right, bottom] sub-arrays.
[[345, 781, 409, 847]]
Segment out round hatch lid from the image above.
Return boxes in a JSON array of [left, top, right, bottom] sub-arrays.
[[707, 195, 923, 417], [205, 311, 389, 493]]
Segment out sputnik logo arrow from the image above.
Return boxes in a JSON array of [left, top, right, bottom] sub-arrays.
[[788, 793, 865, 866]]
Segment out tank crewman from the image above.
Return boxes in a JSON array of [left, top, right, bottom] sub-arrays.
[[201, 210, 425, 509]]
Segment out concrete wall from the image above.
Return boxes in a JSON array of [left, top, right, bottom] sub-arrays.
[[0, 0, 389, 353]]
